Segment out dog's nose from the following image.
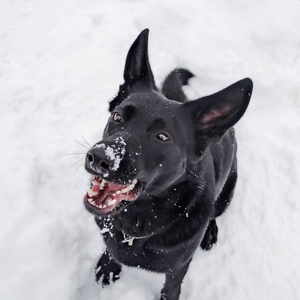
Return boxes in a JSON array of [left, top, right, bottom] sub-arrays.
[[85, 148, 112, 175]]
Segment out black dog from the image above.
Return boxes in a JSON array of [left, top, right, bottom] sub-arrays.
[[84, 29, 253, 300]]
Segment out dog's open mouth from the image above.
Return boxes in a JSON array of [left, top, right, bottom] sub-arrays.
[[84, 176, 140, 214]]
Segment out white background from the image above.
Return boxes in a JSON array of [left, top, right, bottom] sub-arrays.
[[0, 0, 299, 299]]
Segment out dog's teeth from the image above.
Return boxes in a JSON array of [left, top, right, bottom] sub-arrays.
[[121, 187, 129, 193], [98, 202, 108, 209], [88, 198, 97, 206], [92, 180, 100, 187], [87, 187, 98, 197], [108, 199, 116, 206], [113, 180, 138, 195], [128, 184, 135, 191], [100, 180, 106, 190], [128, 181, 137, 191], [128, 179, 138, 191]]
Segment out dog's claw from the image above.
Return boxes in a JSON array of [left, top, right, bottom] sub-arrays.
[[95, 250, 122, 287]]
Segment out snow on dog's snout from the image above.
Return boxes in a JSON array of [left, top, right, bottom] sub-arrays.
[[95, 137, 126, 172]]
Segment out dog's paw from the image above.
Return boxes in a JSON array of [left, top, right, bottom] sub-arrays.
[[95, 251, 122, 287], [200, 219, 218, 251]]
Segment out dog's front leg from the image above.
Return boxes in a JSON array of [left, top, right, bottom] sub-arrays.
[[160, 260, 191, 300], [95, 250, 122, 287]]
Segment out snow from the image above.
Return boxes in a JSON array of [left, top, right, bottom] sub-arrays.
[[0, 0, 299, 299], [94, 140, 125, 172], [105, 138, 126, 171]]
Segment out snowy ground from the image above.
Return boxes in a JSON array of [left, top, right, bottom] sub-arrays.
[[1, 0, 300, 299]]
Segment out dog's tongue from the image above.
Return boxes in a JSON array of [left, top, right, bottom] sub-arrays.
[[86, 177, 138, 212]]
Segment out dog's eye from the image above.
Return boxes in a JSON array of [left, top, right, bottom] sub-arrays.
[[113, 112, 122, 123], [156, 133, 170, 142]]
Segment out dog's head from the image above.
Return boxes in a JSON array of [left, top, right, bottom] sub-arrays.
[[84, 29, 253, 216]]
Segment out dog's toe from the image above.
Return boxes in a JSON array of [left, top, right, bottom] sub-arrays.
[[97, 270, 110, 287], [200, 219, 218, 251], [95, 265, 122, 287]]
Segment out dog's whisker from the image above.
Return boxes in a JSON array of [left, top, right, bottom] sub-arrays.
[[75, 162, 85, 172], [54, 152, 86, 160], [79, 134, 92, 148], [65, 159, 85, 172], [57, 133, 90, 149]]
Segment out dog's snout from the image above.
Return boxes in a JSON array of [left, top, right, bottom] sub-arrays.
[[85, 148, 112, 175]]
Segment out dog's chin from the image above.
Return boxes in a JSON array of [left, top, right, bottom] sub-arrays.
[[84, 176, 141, 215]]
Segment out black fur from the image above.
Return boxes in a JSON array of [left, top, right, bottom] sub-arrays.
[[162, 68, 194, 103], [84, 29, 253, 300]]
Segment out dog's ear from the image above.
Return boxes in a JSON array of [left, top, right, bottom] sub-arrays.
[[109, 29, 157, 112], [184, 78, 253, 137], [123, 29, 156, 88]]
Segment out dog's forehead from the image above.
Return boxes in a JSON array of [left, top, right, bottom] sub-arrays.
[[120, 91, 181, 117]]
